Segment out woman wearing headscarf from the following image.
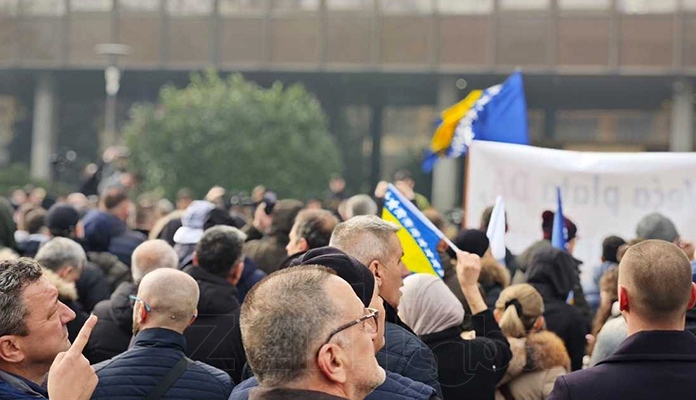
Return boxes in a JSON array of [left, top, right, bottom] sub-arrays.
[[494, 284, 570, 400], [400, 256, 512, 400], [526, 247, 588, 371]]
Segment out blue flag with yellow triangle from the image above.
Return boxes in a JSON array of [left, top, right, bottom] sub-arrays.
[[381, 183, 445, 277]]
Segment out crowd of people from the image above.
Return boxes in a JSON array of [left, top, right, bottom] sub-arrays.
[[1, 164, 696, 399]]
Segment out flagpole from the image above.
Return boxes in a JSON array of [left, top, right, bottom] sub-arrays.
[[461, 146, 471, 230]]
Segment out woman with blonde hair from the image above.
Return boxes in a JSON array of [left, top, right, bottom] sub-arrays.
[[494, 284, 570, 400]]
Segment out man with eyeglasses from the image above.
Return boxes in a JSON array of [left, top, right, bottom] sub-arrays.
[[241, 265, 386, 400], [91, 268, 233, 399]]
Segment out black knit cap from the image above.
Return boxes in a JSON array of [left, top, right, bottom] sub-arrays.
[[289, 246, 375, 308], [46, 203, 80, 237], [453, 229, 490, 258]]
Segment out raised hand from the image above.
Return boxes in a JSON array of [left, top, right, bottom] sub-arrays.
[[47, 315, 99, 400]]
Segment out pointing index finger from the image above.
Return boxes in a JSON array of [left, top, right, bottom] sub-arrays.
[[68, 314, 98, 355]]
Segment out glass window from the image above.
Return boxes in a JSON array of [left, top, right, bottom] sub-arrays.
[[559, 0, 609, 10], [273, 0, 319, 10], [19, 0, 66, 16], [380, 105, 437, 181], [166, 0, 212, 16], [499, 0, 549, 11], [219, 0, 267, 15], [120, 0, 160, 12], [618, 0, 676, 14], [438, 0, 493, 15], [328, 0, 371, 11], [71, 0, 112, 12], [0, 0, 18, 15], [382, 0, 431, 14]]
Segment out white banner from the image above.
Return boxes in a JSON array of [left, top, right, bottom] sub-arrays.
[[465, 141, 696, 280]]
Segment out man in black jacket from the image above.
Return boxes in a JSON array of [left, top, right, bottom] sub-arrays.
[[92, 268, 232, 399], [329, 215, 442, 397], [184, 225, 247, 384], [549, 240, 696, 400], [86, 239, 179, 364]]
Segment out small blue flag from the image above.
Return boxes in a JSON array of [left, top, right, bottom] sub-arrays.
[[551, 186, 568, 251]]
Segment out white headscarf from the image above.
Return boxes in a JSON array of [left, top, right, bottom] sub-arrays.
[[399, 273, 465, 336]]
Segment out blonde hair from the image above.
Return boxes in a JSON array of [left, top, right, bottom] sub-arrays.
[[495, 284, 544, 338]]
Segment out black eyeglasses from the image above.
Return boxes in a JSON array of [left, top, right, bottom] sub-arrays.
[[129, 295, 151, 313], [322, 307, 379, 347]]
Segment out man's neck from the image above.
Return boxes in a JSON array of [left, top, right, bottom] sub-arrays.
[[137, 325, 187, 335], [281, 378, 351, 400], [626, 316, 685, 336], [1, 363, 49, 386]]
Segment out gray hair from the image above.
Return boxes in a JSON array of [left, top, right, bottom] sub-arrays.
[[0, 258, 44, 336], [329, 215, 400, 266], [241, 266, 338, 387], [132, 240, 179, 284], [344, 195, 378, 219], [35, 237, 87, 273]]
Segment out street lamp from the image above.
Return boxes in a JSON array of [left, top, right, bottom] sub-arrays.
[[95, 43, 131, 150]]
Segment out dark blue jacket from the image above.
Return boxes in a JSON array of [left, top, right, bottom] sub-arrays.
[[377, 302, 442, 398], [92, 328, 233, 400], [228, 370, 439, 400], [0, 370, 47, 399], [549, 330, 696, 400], [236, 258, 266, 304]]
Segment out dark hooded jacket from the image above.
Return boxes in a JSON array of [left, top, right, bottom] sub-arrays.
[[85, 281, 137, 364], [527, 247, 588, 371], [235, 258, 266, 304], [184, 264, 246, 385], [243, 200, 303, 274], [82, 209, 145, 267]]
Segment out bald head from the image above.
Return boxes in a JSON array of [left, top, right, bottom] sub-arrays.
[[135, 268, 199, 333], [132, 240, 179, 284], [619, 240, 694, 325]]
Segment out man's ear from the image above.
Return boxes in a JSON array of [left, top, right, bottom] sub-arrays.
[[57, 266, 73, 280], [0, 335, 25, 364], [134, 301, 148, 324], [619, 285, 629, 313], [297, 238, 309, 253], [192, 252, 199, 267], [533, 316, 545, 331], [188, 310, 198, 328], [688, 282, 696, 309], [368, 260, 383, 287], [316, 343, 348, 385], [227, 260, 245, 286]]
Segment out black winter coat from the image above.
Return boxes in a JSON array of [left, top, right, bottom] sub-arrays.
[[377, 315, 442, 398], [86, 281, 137, 364], [420, 310, 512, 400], [527, 247, 589, 371], [549, 330, 696, 400], [184, 264, 246, 385], [75, 263, 112, 312], [92, 328, 233, 399]]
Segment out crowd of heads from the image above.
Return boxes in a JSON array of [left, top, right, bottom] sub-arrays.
[[1, 164, 696, 400]]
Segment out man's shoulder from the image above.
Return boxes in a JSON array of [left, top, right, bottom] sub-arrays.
[[189, 360, 233, 387]]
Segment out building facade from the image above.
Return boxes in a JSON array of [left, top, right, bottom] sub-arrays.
[[0, 0, 694, 208]]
